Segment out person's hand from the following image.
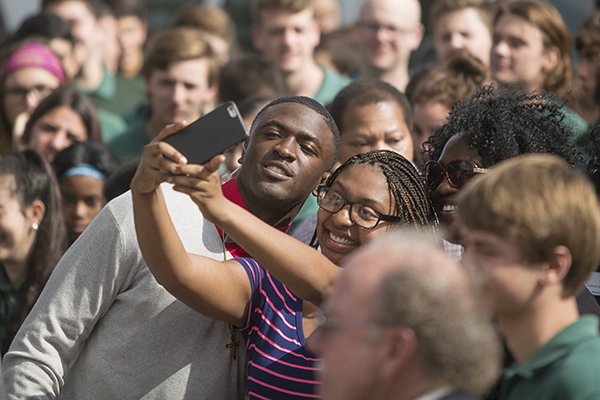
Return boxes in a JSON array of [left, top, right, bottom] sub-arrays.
[[130, 122, 188, 194], [169, 154, 229, 224]]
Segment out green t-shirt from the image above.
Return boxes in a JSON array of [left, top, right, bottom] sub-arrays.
[[92, 73, 146, 119], [106, 105, 151, 163], [77, 68, 128, 143], [500, 315, 600, 400], [313, 66, 351, 107], [81, 68, 147, 119], [560, 104, 588, 141]]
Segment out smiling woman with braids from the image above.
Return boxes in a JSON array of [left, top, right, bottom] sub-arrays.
[[133, 138, 438, 398], [315, 150, 435, 264]]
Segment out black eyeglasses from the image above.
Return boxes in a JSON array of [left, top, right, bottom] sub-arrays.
[[316, 186, 401, 229], [424, 160, 488, 191]]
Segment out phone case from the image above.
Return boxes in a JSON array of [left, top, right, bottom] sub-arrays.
[[163, 101, 248, 165]]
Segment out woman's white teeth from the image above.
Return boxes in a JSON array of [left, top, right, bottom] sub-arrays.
[[442, 204, 457, 212], [329, 232, 354, 245]]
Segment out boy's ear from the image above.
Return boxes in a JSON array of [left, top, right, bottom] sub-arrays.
[[541, 245, 572, 286]]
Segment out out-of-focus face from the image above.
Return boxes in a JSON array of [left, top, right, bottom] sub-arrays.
[[491, 14, 557, 92], [116, 15, 147, 60], [576, 46, 599, 97], [98, 13, 120, 73], [44, 0, 99, 64], [28, 106, 88, 162], [145, 58, 216, 129], [314, 0, 341, 33], [253, 8, 320, 74], [49, 37, 80, 78], [355, 0, 422, 74], [0, 175, 38, 268], [428, 133, 483, 243], [434, 8, 492, 66], [224, 107, 261, 174], [462, 228, 542, 318], [412, 101, 450, 165], [200, 31, 231, 67], [316, 164, 392, 265], [311, 251, 385, 400], [3, 68, 61, 125], [60, 174, 105, 244], [223, 142, 244, 175], [339, 100, 413, 163]]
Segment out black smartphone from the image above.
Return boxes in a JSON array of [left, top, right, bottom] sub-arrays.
[[163, 101, 248, 165]]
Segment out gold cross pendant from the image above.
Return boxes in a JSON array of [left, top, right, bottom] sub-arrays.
[[226, 325, 240, 361]]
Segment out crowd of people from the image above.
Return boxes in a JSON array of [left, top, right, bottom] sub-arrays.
[[1, 0, 600, 399]]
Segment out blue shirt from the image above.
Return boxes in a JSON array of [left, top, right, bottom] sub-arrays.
[[236, 257, 319, 399]]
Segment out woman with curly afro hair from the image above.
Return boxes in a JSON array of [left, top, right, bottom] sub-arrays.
[[425, 87, 600, 397], [424, 85, 584, 250]]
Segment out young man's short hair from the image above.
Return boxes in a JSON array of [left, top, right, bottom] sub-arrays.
[[42, 0, 103, 18], [218, 53, 286, 103], [251, 0, 315, 25], [103, 0, 148, 20], [141, 28, 218, 86], [458, 154, 600, 297], [576, 9, 600, 53], [174, 4, 236, 47], [429, 0, 494, 35], [406, 50, 487, 110], [329, 79, 414, 133]]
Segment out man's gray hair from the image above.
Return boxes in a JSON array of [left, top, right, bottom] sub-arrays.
[[364, 231, 501, 396]]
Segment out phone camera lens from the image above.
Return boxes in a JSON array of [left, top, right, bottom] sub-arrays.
[[227, 105, 237, 118]]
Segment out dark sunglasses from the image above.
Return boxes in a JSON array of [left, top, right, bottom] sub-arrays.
[[424, 160, 488, 191]]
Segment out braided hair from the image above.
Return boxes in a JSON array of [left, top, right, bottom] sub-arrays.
[[325, 150, 438, 228]]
